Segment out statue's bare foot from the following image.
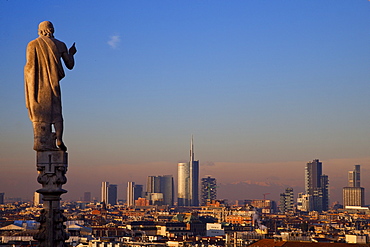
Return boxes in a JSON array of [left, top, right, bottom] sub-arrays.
[[57, 141, 67, 151]]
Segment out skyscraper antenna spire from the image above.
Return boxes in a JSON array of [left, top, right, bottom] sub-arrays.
[[190, 135, 194, 163]]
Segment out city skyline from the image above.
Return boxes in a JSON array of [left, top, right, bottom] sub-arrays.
[[0, 1, 370, 204]]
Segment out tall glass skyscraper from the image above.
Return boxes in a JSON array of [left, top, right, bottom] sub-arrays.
[[178, 162, 190, 206], [146, 175, 174, 206], [107, 184, 117, 205], [178, 136, 199, 206]]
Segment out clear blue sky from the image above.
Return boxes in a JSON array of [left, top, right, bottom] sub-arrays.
[[0, 1, 369, 203]]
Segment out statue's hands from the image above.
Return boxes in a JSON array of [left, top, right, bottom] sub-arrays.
[[69, 43, 77, 55]]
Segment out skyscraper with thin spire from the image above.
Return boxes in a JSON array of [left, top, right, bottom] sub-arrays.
[[178, 135, 199, 206]]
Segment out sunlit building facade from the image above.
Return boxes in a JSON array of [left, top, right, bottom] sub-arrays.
[[101, 181, 109, 204], [279, 187, 294, 213], [178, 136, 199, 206]]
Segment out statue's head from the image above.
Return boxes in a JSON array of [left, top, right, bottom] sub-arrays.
[[38, 21, 54, 38]]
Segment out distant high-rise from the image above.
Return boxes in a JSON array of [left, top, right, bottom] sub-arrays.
[[127, 182, 135, 207], [190, 136, 199, 206], [84, 192, 91, 202], [134, 184, 143, 201], [343, 165, 364, 207], [279, 187, 294, 213], [147, 176, 162, 194], [127, 182, 144, 206], [160, 175, 174, 206], [348, 165, 361, 187], [33, 192, 42, 206], [343, 187, 364, 207], [107, 184, 117, 205], [146, 175, 174, 206], [201, 176, 217, 206], [304, 159, 329, 212], [305, 159, 322, 195], [177, 162, 190, 206], [101, 182, 109, 204], [0, 193, 4, 204], [178, 136, 199, 206]]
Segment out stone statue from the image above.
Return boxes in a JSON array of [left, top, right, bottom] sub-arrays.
[[25, 21, 76, 151]]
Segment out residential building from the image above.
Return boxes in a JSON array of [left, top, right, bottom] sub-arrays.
[[279, 187, 294, 213], [201, 176, 217, 206], [297, 193, 312, 212], [304, 159, 329, 211]]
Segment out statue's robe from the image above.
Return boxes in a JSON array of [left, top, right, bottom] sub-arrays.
[[25, 36, 65, 123]]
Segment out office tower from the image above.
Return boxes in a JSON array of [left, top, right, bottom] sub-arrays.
[[147, 176, 162, 193], [348, 165, 361, 187], [127, 182, 135, 207], [0, 193, 4, 204], [160, 175, 174, 206], [107, 184, 117, 205], [177, 136, 199, 206], [146, 175, 174, 206], [178, 162, 190, 206], [128, 182, 145, 207], [134, 184, 143, 201], [101, 181, 109, 204], [84, 192, 91, 202], [343, 187, 364, 207], [279, 187, 294, 213], [304, 159, 329, 212], [343, 165, 364, 207], [33, 192, 42, 206], [201, 176, 217, 206]]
